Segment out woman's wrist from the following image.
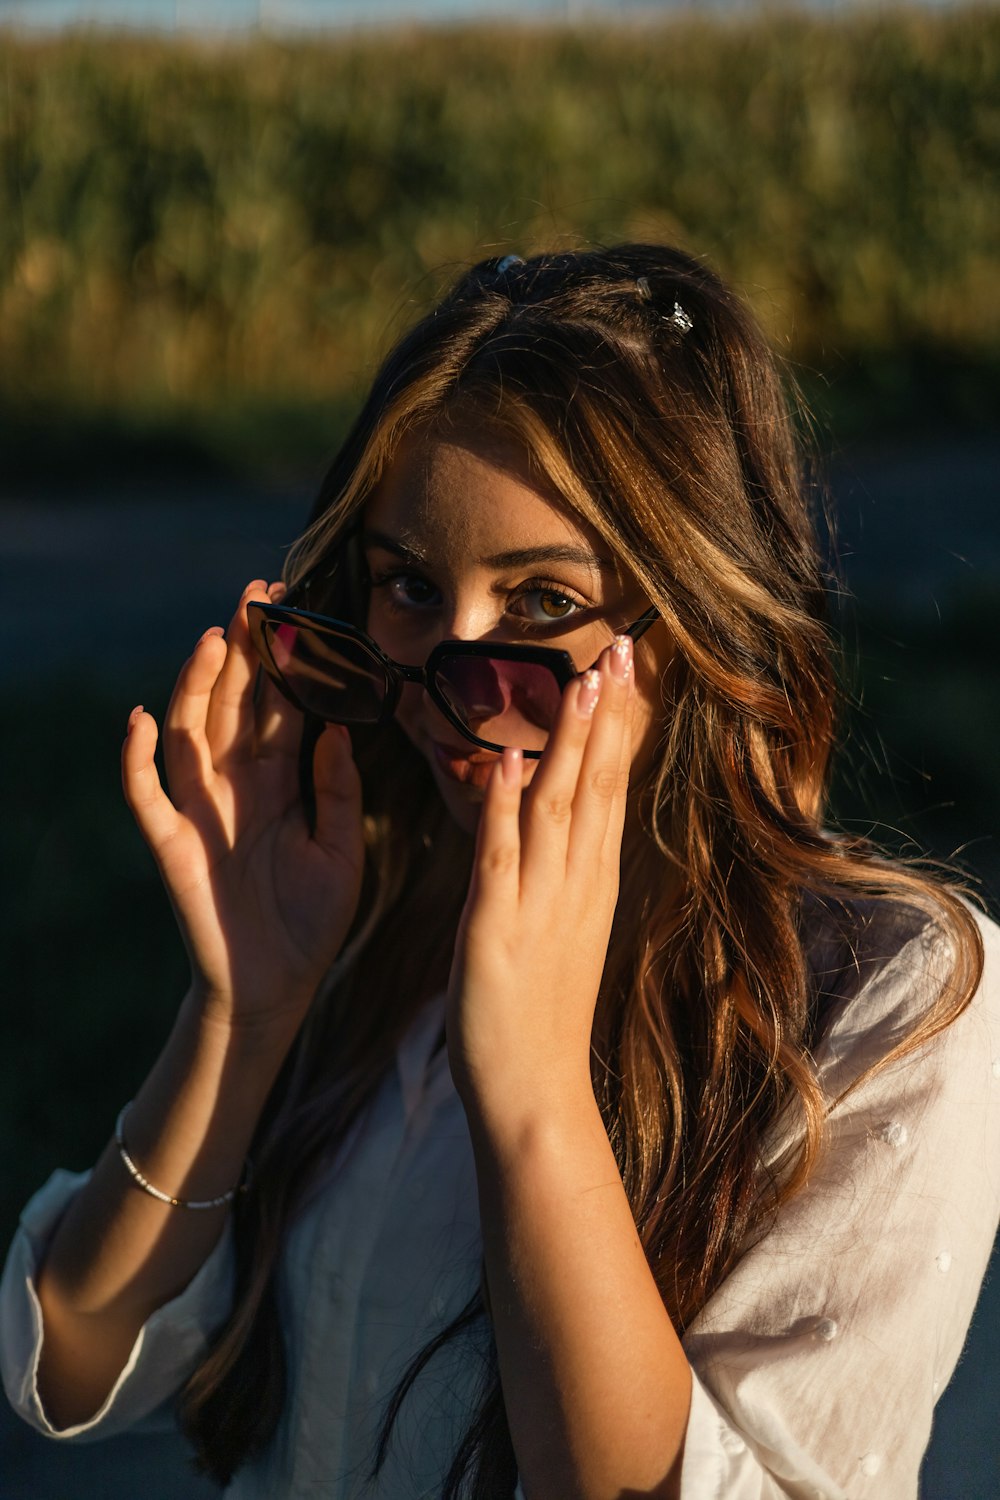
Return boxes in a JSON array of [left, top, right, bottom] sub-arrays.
[[458, 1060, 603, 1166], [185, 980, 314, 1068]]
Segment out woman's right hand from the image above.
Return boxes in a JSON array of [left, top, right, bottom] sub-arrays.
[[122, 579, 365, 1038]]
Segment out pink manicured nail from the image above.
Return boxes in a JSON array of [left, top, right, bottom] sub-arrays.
[[610, 635, 633, 680], [197, 626, 225, 646], [501, 747, 523, 786], [127, 704, 144, 733], [577, 669, 602, 717]]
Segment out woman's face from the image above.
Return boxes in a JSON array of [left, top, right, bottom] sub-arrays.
[[362, 425, 672, 832]]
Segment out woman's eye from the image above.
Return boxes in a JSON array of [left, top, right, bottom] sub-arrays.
[[512, 588, 583, 624], [370, 572, 440, 610]]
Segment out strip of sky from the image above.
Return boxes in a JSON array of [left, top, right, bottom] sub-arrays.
[[2, 0, 950, 35]]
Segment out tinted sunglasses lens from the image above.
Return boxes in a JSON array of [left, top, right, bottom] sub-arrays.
[[434, 655, 564, 752], [262, 620, 389, 723]]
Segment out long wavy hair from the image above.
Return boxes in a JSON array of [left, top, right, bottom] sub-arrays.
[[179, 245, 983, 1492]]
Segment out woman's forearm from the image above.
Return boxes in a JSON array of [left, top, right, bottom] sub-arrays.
[[35, 988, 300, 1428], [467, 1082, 691, 1500]]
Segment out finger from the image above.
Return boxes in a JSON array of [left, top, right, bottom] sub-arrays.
[[469, 748, 524, 910], [162, 628, 227, 803], [567, 635, 634, 869], [599, 649, 635, 873], [518, 669, 602, 886], [204, 579, 271, 763], [311, 724, 364, 871], [122, 706, 181, 853], [253, 662, 305, 762]]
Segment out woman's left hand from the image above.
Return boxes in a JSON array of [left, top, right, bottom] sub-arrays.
[[447, 634, 635, 1122], [447, 632, 691, 1499]]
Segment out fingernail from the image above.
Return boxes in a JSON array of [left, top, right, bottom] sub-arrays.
[[197, 626, 225, 646], [610, 635, 633, 680], [501, 746, 523, 787], [127, 705, 143, 733], [577, 668, 602, 717]]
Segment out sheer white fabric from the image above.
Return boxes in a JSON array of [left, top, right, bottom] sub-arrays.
[[3, 903, 999, 1499]]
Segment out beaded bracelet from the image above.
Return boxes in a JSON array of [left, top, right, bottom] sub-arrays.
[[115, 1102, 251, 1210]]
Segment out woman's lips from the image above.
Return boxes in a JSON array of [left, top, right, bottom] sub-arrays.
[[430, 740, 499, 789]]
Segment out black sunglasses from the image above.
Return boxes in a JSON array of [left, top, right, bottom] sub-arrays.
[[247, 602, 658, 757]]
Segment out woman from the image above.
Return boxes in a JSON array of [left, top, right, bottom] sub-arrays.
[[3, 245, 998, 1499]]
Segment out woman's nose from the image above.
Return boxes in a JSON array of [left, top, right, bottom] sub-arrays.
[[433, 656, 508, 722], [437, 605, 492, 645]]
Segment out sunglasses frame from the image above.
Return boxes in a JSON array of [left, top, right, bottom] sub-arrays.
[[247, 601, 659, 757]]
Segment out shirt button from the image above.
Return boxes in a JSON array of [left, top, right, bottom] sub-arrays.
[[936, 1250, 953, 1273], [859, 1453, 881, 1477], [814, 1317, 839, 1342], [719, 1426, 746, 1455], [878, 1120, 908, 1148]]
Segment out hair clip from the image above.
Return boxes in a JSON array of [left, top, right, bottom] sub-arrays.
[[666, 300, 693, 334], [634, 280, 692, 333], [494, 254, 525, 275]]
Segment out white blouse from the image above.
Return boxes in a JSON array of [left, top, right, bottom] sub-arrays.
[[3, 900, 1000, 1499]]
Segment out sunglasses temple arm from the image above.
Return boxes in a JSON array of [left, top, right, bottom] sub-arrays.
[[297, 714, 326, 834], [627, 606, 660, 643], [581, 607, 660, 672]]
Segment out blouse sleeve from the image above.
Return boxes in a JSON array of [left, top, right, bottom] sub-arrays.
[[678, 904, 1000, 1500], [0, 1167, 236, 1442]]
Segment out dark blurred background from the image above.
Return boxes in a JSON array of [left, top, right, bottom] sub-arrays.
[[1, 2, 998, 1495]]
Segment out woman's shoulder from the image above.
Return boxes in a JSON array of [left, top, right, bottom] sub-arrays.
[[802, 890, 1000, 1090]]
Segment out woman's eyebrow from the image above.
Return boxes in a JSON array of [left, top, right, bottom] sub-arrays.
[[363, 529, 613, 574], [362, 528, 427, 564], [483, 544, 615, 573]]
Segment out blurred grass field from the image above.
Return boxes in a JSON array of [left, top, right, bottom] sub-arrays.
[[1, 6, 999, 476]]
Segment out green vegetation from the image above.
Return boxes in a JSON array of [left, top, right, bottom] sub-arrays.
[[1, 7, 998, 475]]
